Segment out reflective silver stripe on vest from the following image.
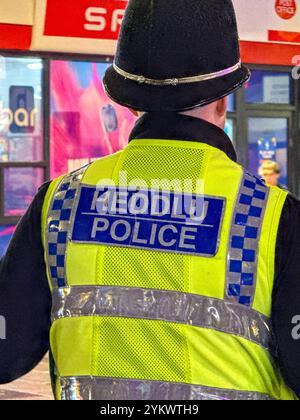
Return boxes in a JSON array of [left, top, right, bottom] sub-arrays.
[[51, 286, 272, 350], [46, 166, 88, 288], [225, 171, 269, 307], [60, 377, 274, 400]]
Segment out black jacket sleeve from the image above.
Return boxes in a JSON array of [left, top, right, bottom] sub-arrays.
[[0, 182, 52, 384], [272, 194, 300, 397]]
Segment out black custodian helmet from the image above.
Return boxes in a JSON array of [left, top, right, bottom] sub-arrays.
[[104, 0, 250, 112]]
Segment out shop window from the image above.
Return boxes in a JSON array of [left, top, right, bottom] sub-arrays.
[[225, 118, 235, 144], [50, 60, 136, 178], [4, 167, 44, 216], [0, 225, 15, 257], [0, 57, 44, 162], [248, 117, 288, 187], [245, 71, 292, 104], [227, 94, 235, 112], [0, 56, 45, 234]]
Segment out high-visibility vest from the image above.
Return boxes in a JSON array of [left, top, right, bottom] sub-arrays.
[[42, 138, 297, 400]]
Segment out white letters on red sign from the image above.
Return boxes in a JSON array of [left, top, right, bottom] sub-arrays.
[[84, 7, 107, 31], [84, 7, 124, 33], [112, 9, 125, 32]]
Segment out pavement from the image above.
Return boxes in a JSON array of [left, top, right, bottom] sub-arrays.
[[0, 355, 53, 400]]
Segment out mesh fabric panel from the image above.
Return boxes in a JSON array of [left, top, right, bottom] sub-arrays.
[[99, 246, 187, 291], [92, 317, 190, 383], [117, 144, 208, 189]]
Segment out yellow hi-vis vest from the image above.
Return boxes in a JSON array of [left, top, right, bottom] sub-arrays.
[[42, 139, 297, 400]]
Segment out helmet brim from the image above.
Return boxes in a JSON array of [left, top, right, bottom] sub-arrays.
[[104, 64, 251, 112]]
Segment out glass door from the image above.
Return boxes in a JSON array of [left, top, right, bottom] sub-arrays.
[[0, 55, 48, 256], [247, 113, 291, 188], [0, 56, 46, 223]]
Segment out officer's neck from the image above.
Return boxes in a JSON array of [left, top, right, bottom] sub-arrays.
[[180, 101, 227, 131]]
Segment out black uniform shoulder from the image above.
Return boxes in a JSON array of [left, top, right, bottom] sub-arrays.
[[274, 193, 300, 289], [278, 192, 300, 247], [0, 181, 52, 384], [272, 192, 300, 397]]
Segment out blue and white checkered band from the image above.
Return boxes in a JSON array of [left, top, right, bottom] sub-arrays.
[[46, 166, 88, 288], [226, 171, 269, 307]]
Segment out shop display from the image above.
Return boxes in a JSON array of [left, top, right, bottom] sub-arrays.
[[50, 60, 136, 178]]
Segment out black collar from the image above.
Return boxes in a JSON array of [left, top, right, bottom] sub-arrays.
[[129, 112, 237, 162]]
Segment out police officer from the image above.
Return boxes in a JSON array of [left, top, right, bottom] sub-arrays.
[[0, 0, 300, 401]]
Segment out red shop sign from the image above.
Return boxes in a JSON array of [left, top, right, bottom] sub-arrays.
[[43, 0, 128, 40], [275, 0, 297, 20]]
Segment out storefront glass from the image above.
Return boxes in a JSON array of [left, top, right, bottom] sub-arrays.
[[0, 56, 44, 255], [50, 60, 136, 178], [4, 167, 45, 216], [248, 117, 288, 186], [0, 57, 43, 162], [245, 70, 292, 104], [225, 118, 235, 143], [228, 93, 235, 112]]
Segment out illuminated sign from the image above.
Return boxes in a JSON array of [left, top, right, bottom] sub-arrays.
[[31, 0, 128, 54], [0, 106, 37, 130], [31, 0, 300, 55], [5, 108, 37, 128], [233, 0, 300, 45], [43, 0, 126, 40], [275, 0, 297, 20]]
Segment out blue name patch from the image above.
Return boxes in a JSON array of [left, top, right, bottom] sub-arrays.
[[71, 186, 225, 257]]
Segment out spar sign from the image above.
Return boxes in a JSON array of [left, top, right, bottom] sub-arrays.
[[31, 0, 129, 54], [31, 0, 300, 55], [43, 0, 126, 40], [233, 0, 300, 44]]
